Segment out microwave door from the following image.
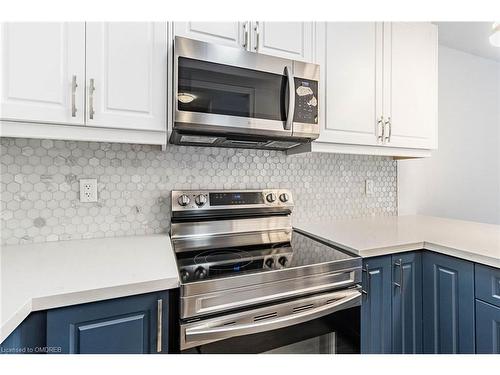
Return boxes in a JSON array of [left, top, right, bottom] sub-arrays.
[[174, 37, 293, 137]]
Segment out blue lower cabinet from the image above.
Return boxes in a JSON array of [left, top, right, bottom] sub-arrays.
[[475, 264, 500, 308], [422, 252, 475, 353], [391, 252, 423, 354], [0, 312, 46, 354], [361, 255, 392, 354], [46, 291, 170, 354], [475, 300, 500, 354]]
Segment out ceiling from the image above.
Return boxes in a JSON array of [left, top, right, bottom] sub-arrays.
[[435, 22, 500, 62]]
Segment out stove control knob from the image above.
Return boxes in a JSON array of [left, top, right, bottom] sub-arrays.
[[194, 267, 207, 280], [278, 256, 288, 267], [266, 193, 277, 203], [180, 269, 190, 282], [177, 194, 190, 207], [195, 194, 207, 207], [279, 193, 289, 203], [265, 258, 275, 268]]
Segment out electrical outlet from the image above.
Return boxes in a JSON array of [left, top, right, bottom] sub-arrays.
[[365, 179, 374, 196], [79, 179, 98, 203]]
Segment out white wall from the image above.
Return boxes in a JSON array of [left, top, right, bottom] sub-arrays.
[[398, 46, 500, 224]]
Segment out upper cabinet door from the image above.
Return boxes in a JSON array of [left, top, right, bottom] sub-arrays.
[[0, 22, 85, 125], [174, 22, 248, 50], [85, 23, 167, 131], [252, 22, 314, 62], [384, 22, 438, 149], [316, 22, 383, 146]]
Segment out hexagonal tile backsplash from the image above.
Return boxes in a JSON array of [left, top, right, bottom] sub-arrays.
[[0, 138, 397, 245]]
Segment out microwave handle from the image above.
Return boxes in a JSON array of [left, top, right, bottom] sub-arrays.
[[284, 65, 295, 131]]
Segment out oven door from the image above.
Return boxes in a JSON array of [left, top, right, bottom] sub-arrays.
[[174, 36, 295, 139], [180, 288, 361, 354]]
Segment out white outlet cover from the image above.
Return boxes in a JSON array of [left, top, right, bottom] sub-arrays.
[[365, 179, 374, 196], [79, 179, 98, 203]]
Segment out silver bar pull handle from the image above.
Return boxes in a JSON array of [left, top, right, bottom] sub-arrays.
[[377, 116, 384, 142], [388, 117, 392, 142], [88, 78, 96, 120], [185, 289, 361, 344], [254, 22, 259, 51], [394, 259, 402, 290], [361, 265, 370, 297], [157, 299, 163, 353], [71, 75, 78, 117], [384, 117, 391, 142], [284, 65, 295, 131], [243, 23, 249, 49]]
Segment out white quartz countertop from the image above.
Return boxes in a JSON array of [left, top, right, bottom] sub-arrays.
[[0, 234, 179, 343], [293, 215, 500, 268]]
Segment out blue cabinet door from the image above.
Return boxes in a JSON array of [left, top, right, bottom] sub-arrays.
[[0, 312, 46, 354], [392, 252, 423, 354], [46, 291, 170, 354], [475, 300, 500, 354], [361, 255, 392, 354], [422, 252, 475, 353], [475, 264, 500, 308]]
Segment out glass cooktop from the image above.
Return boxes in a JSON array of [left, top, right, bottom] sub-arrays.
[[176, 230, 356, 284]]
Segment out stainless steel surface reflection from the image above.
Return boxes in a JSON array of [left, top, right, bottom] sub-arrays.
[[170, 189, 361, 350], [171, 37, 320, 151]]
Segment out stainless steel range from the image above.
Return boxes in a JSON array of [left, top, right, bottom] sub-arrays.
[[170, 189, 362, 354]]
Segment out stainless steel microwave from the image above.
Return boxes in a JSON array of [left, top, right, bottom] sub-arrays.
[[170, 36, 320, 151]]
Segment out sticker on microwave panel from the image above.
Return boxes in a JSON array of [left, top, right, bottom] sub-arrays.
[[307, 96, 318, 107], [180, 135, 218, 144], [296, 86, 314, 97]]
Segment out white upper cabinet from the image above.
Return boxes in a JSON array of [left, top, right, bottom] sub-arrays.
[[1, 22, 167, 145], [85, 22, 167, 131], [174, 22, 248, 49], [173, 22, 315, 62], [316, 22, 383, 146], [310, 21, 438, 156], [384, 22, 438, 149], [0, 23, 85, 125], [252, 22, 314, 62]]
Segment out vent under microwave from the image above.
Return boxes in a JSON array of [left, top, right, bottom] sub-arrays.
[[173, 133, 302, 151]]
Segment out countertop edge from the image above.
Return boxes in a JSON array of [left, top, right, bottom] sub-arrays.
[[423, 242, 500, 268], [1, 277, 179, 344], [294, 226, 500, 268]]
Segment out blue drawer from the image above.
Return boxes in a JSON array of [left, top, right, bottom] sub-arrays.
[[475, 264, 500, 308]]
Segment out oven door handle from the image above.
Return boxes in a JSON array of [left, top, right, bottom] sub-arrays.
[[184, 289, 360, 344], [284, 65, 295, 131]]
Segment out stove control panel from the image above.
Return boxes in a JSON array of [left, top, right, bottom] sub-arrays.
[[178, 252, 293, 283], [171, 189, 294, 212]]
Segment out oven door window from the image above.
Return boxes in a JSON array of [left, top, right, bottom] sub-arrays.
[[177, 57, 288, 121], [181, 306, 359, 354]]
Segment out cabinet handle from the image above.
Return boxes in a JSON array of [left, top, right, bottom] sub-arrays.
[[384, 117, 391, 143], [88, 78, 96, 120], [157, 299, 163, 353], [361, 265, 370, 297], [377, 116, 384, 142], [254, 22, 260, 51], [243, 23, 249, 49], [393, 258, 403, 291], [71, 75, 78, 117]]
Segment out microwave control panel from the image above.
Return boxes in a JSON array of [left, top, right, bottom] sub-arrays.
[[293, 78, 318, 124]]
